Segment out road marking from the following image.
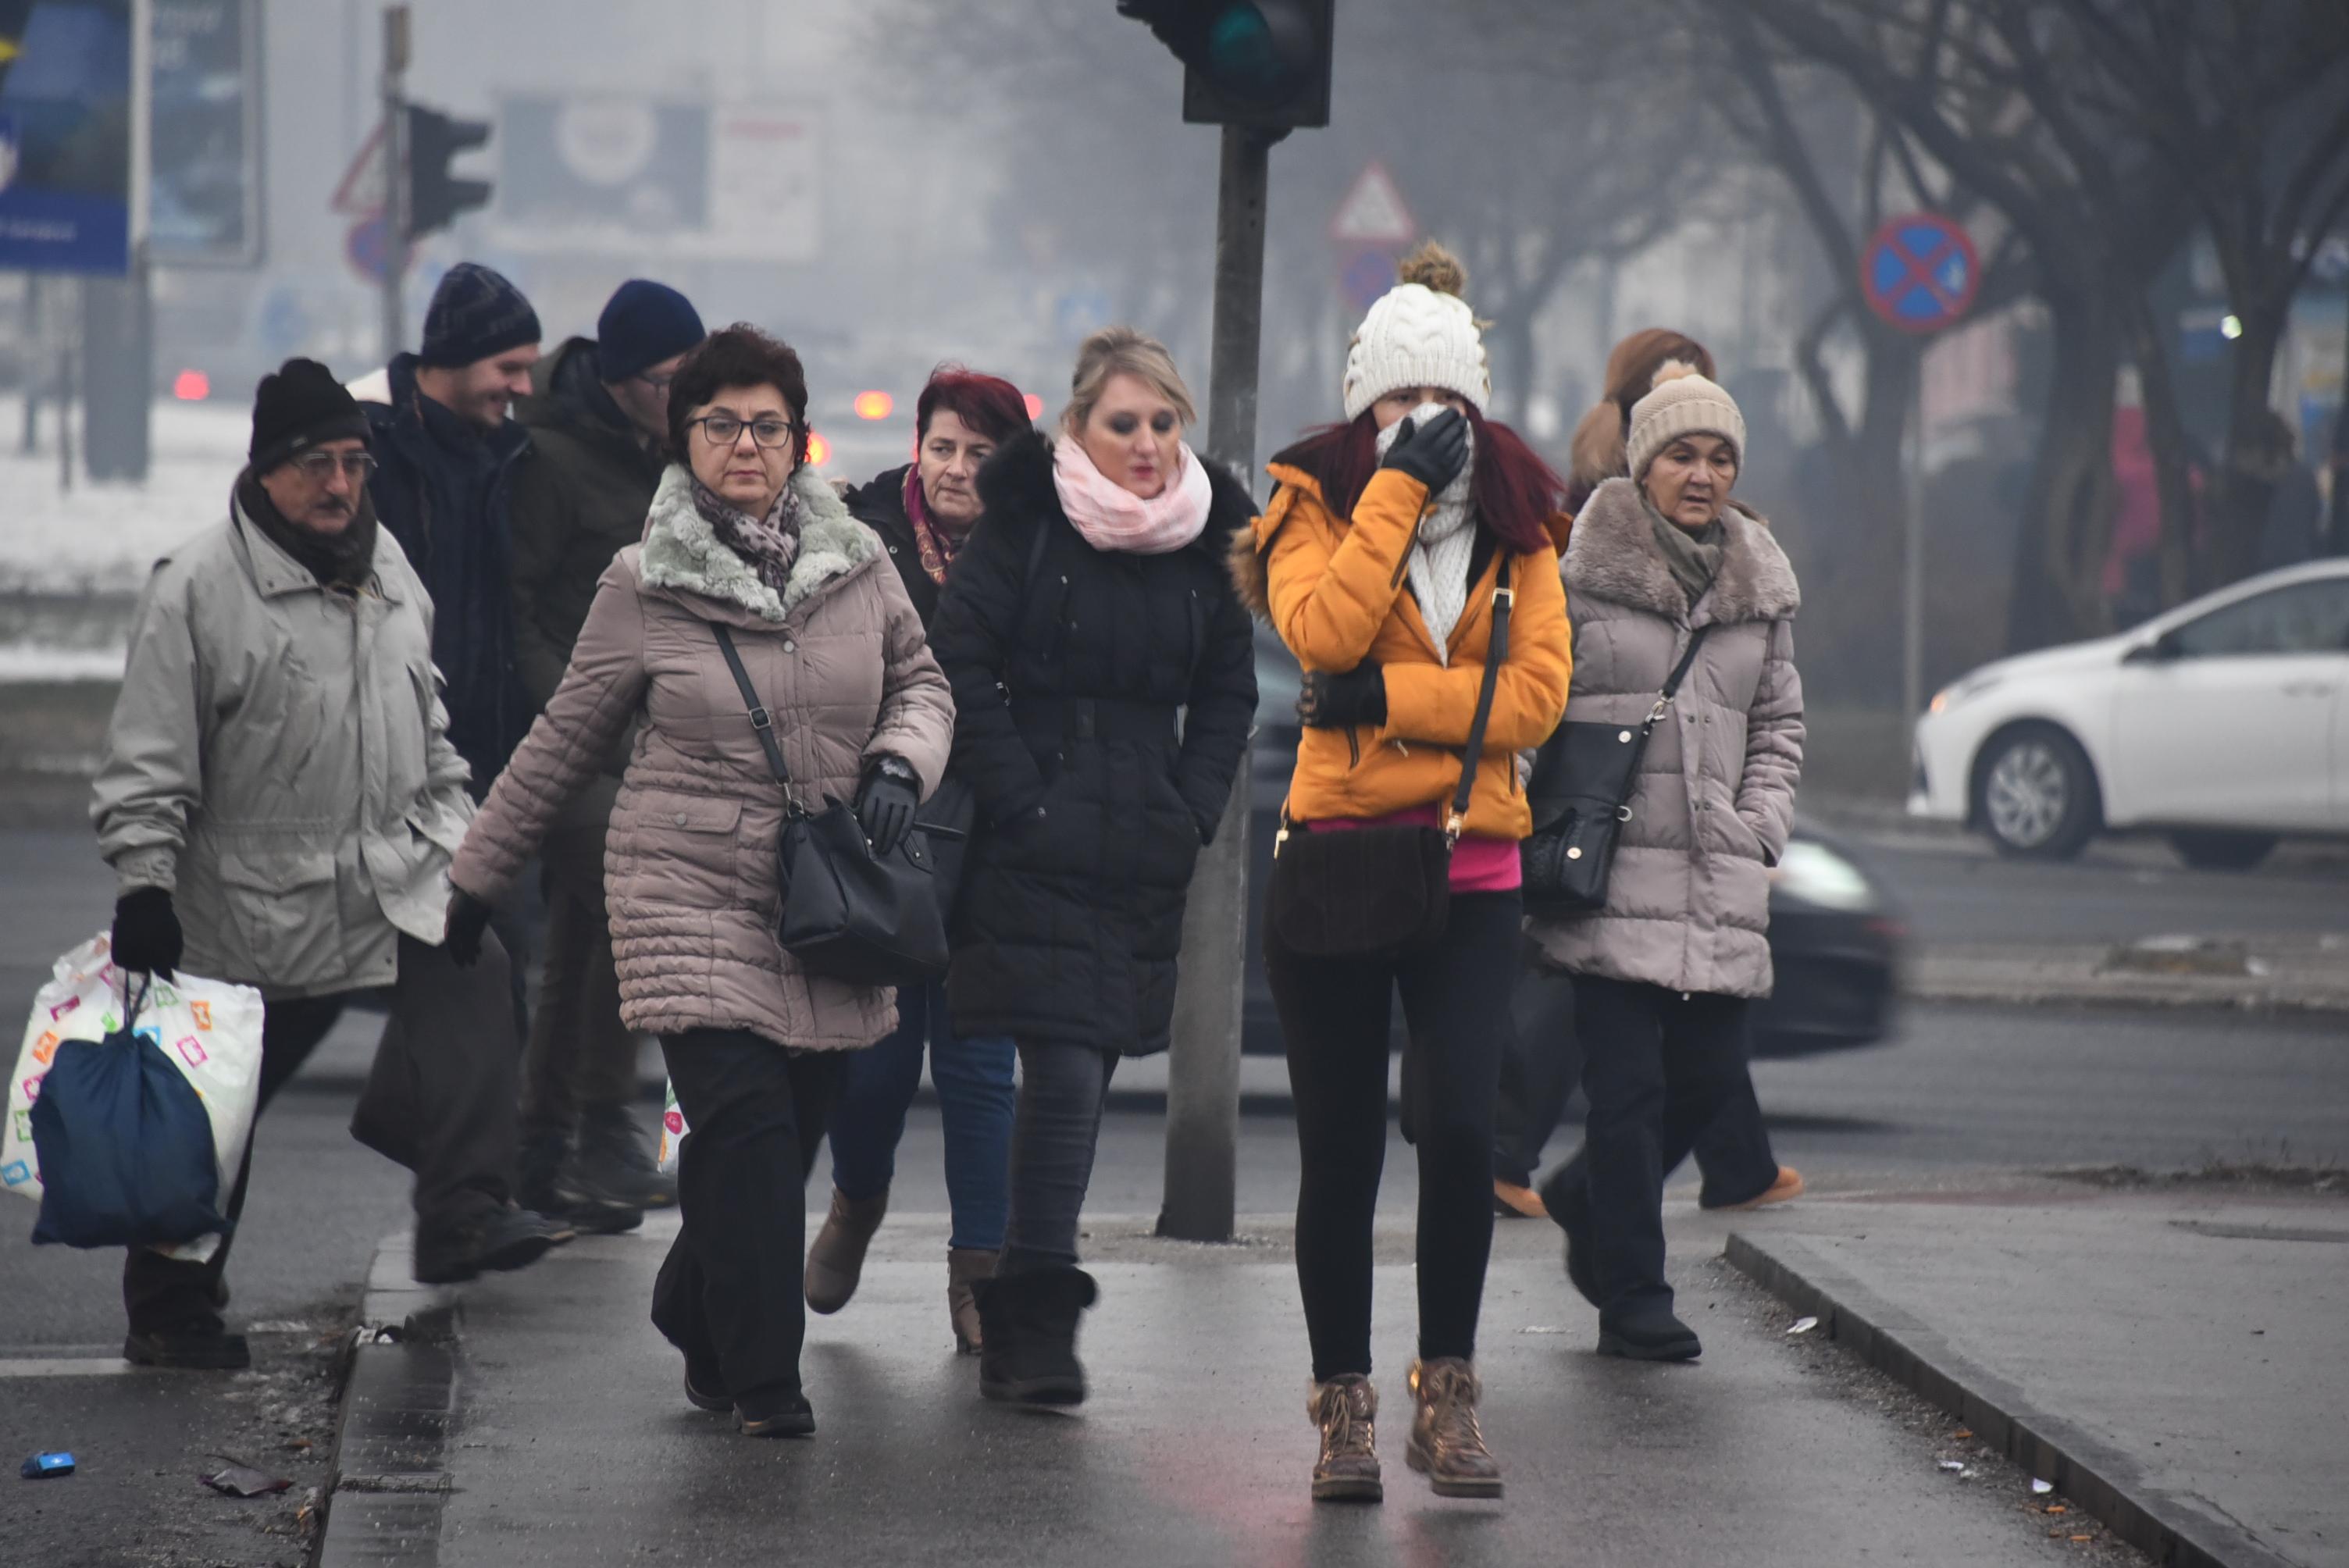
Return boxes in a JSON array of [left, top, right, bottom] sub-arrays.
[[0, 1357, 135, 1377]]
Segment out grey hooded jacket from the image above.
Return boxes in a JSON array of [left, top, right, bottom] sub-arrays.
[[91, 491, 476, 999], [1525, 478, 1805, 999]]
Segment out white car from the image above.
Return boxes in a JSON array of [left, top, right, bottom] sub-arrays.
[[1909, 559, 2349, 867]]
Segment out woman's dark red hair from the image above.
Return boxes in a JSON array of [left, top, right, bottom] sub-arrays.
[[1269, 405, 1562, 554], [915, 365, 1031, 447]]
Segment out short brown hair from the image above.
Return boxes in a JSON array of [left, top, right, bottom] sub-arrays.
[[668, 323, 811, 466], [1062, 326, 1194, 437]]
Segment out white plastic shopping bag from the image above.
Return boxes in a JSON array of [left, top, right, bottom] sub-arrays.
[[5, 932, 267, 1261], [656, 1076, 690, 1175]]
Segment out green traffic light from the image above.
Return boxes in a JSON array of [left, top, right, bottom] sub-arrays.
[[1206, 5, 1303, 98]]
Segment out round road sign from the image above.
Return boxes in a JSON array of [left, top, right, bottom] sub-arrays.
[[1861, 213, 1980, 334]]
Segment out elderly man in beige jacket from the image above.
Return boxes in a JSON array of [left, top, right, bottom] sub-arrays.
[[91, 359, 565, 1371]]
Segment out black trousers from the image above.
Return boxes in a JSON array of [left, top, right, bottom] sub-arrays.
[[521, 821, 638, 1128], [998, 1040, 1117, 1276], [1267, 890, 1520, 1381], [1550, 975, 1752, 1313], [650, 1028, 843, 1407], [124, 932, 522, 1335]]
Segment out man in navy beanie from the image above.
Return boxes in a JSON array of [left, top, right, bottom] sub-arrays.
[[503, 278, 705, 1230]]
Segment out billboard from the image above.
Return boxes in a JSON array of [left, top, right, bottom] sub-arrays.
[[0, 0, 142, 274], [148, 0, 258, 265]]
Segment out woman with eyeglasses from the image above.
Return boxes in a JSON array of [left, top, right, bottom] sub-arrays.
[[444, 324, 955, 1439]]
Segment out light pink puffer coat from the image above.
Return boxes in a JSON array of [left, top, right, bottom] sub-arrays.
[[452, 465, 954, 1050]]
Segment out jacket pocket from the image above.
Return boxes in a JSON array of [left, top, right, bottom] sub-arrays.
[[643, 793, 749, 911], [213, 847, 340, 981]]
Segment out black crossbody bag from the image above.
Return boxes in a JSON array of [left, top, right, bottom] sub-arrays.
[[711, 623, 954, 987], [1520, 624, 1712, 917], [1267, 558, 1513, 957]]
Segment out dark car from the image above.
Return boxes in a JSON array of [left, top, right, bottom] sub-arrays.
[[1241, 631, 1902, 1056]]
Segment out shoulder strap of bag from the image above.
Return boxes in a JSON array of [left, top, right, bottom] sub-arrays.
[[1443, 555, 1513, 843], [1645, 624, 1714, 730], [711, 623, 802, 814]]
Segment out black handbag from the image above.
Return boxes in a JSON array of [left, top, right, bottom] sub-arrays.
[[1267, 558, 1513, 957], [1521, 624, 1712, 917], [711, 624, 954, 987]]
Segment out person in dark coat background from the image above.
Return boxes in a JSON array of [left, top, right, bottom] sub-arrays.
[[504, 278, 705, 1235], [927, 326, 1256, 1407]]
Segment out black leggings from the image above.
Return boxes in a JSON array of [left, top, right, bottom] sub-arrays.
[[1267, 890, 1520, 1381]]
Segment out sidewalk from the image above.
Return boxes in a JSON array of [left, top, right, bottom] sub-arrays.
[[319, 1209, 2128, 1568], [1728, 1183, 2349, 1568], [1908, 934, 2349, 1015]]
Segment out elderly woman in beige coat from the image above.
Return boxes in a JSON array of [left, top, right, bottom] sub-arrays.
[[1526, 365, 1802, 1364], [444, 325, 954, 1439]]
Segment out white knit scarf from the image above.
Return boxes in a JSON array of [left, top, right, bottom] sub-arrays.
[[1375, 404, 1478, 661]]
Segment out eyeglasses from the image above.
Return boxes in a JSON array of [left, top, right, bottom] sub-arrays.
[[634, 370, 677, 393], [291, 451, 378, 483], [689, 415, 799, 449]]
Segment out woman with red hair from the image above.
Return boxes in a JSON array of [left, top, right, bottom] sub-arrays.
[[805, 365, 1032, 1355], [1234, 244, 1571, 1503]]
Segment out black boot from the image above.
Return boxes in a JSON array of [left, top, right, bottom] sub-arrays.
[[1538, 1164, 1600, 1310], [974, 1267, 1098, 1406], [1597, 1294, 1702, 1362], [517, 1119, 571, 1215]]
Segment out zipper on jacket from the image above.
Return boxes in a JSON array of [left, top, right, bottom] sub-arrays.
[[1345, 727, 1360, 769], [1388, 497, 1435, 591]]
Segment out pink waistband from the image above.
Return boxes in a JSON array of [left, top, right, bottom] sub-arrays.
[[1306, 807, 1523, 893]]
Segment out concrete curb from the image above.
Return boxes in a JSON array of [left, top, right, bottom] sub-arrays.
[[316, 1234, 460, 1568], [1723, 1231, 2300, 1568], [1904, 971, 2349, 1017]]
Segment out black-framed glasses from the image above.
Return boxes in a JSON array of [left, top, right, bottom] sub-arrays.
[[291, 451, 377, 483], [689, 415, 798, 449]]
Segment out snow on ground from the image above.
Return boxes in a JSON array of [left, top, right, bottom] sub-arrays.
[[0, 397, 248, 595]]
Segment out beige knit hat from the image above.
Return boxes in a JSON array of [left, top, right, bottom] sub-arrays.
[[1626, 362, 1745, 480], [1341, 242, 1491, 422]]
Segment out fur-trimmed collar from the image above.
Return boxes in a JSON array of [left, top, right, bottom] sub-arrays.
[[640, 462, 879, 622], [976, 429, 1256, 562], [1565, 477, 1799, 625]]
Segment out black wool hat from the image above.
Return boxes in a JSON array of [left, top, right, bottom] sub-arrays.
[[249, 358, 370, 476], [419, 262, 542, 369]]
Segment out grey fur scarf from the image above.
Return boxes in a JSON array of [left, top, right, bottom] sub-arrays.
[[1566, 476, 1800, 625]]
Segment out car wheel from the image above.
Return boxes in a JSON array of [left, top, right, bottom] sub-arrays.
[[1974, 724, 2097, 861], [2168, 830, 2278, 872]]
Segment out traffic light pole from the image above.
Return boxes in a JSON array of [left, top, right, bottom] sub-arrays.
[[379, 5, 410, 365], [1158, 123, 1277, 1245]]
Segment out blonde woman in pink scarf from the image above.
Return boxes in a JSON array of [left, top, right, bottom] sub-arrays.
[[927, 326, 1258, 1406]]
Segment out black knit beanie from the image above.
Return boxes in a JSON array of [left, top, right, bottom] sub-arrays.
[[249, 358, 370, 476], [419, 262, 542, 369]]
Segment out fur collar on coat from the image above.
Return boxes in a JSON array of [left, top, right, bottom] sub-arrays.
[[978, 429, 1257, 561], [1566, 476, 1800, 625], [639, 461, 880, 622]]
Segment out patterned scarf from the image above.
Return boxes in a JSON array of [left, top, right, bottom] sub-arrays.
[[692, 475, 801, 593], [904, 465, 968, 586]]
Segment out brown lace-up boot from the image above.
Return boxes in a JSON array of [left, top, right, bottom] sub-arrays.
[[1405, 1358, 1503, 1499], [1307, 1373, 1383, 1502], [804, 1188, 887, 1314]]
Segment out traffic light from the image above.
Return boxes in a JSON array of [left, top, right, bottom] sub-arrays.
[[1117, 0, 1335, 130], [406, 103, 493, 237]]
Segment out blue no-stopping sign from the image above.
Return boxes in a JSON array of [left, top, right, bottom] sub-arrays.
[[1862, 213, 1980, 334]]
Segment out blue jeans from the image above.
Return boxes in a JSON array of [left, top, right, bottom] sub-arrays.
[[826, 981, 1015, 1253]]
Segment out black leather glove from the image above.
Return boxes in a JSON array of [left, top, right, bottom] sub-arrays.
[[110, 886, 183, 977], [1378, 408, 1470, 493], [444, 888, 494, 968], [1298, 664, 1387, 729], [855, 757, 920, 857]]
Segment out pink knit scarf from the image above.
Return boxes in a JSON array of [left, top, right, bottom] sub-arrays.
[[1051, 435, 1213, 555]]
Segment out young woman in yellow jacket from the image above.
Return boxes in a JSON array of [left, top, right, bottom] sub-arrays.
[[1232, 245, 1570, 1504]]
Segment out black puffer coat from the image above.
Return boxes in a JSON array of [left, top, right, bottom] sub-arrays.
[[843, 463, 941, 626], [929, 431, 1257, 1055]]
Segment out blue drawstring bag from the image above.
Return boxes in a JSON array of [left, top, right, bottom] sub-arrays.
[[27, 983, 226, 1249]]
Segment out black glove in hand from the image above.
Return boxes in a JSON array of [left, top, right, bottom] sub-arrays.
[[1298, 664, 1387, 730], [444, 888, 494, 968], [854, 759, 920, 857], [1378, 408, 1470, 493], [110, 886, 183, 977]]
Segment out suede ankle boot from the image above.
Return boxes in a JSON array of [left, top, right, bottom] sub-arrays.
[[804, 1188, 888, 1314], [947, 1248, 996, 1356], [974, 1267, 1097, 1406]]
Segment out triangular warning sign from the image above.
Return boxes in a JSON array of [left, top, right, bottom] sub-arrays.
[[1331, 162, 1416, 248], [332, 120, 387, 218]]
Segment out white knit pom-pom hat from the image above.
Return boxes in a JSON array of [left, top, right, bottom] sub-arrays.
[[1626, 361, 1746, 480], [1341, 242, 1492, 422]]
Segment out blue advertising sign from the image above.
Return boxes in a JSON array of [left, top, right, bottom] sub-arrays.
[[0, 0, 137, 275], [150, 0, 262, 266]]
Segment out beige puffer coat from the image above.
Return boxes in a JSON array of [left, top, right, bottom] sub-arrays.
[[451, 464, 955, 1051], [1525, 478, 1804, 998]]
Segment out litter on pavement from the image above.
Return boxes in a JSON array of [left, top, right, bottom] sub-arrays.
[[1788, 1316, 1820, 1335], [2032, 1477, 2055, 1495], [198, 1458, 292, 1497], [20, 1452, 75, 1479]]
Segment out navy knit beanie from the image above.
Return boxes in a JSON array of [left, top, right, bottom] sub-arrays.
[[597, 280, 705, 383], [249, 358, 369, 475], [419, 262, 541, 369]]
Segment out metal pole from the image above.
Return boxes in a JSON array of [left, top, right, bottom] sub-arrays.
[[379, 5, 409, 363], [1903, 362, 1925, 718], [58, 335, 75, 494], [1158, 123, 1274, 1245], [20, 275, 38, 456]]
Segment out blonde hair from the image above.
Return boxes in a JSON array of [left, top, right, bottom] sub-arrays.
[[1062, 326, 1196, 437]]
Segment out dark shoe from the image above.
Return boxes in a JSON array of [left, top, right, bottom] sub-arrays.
[[947, 1247, 996, 1356], [1307, 1373, 1382, 1502], [736, 1390, 815, 1438], [1597, 1297, 1702, 1362], [975, 1267, 1097, 1406], [683, 1360, 732, 1414], [1539, 1167, 1600, 1310], [1404, 1358, 1502, 1499], [804, 1187, 888, 1315], [516, 1119, 571, 1214], [568, 1104, 677, 1211], [123, 1327, 250, 1370], [412, 1207, 569, 1285]]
